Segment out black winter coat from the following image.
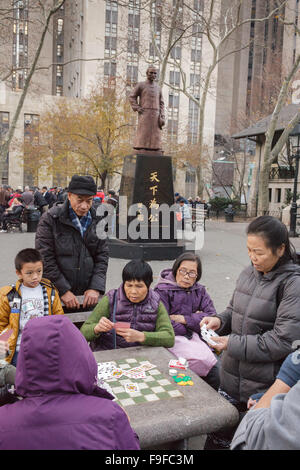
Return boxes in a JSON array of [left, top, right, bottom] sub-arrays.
[[34, 191, 47, 209], [35, 200, 109, 296]]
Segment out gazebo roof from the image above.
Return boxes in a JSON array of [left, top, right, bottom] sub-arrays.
[[232, 103, 300, 139]]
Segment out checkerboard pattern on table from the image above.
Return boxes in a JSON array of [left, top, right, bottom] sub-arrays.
[[101, 357, 183, 407]]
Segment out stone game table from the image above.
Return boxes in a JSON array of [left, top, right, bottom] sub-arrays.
[[93, 346, 239, 450]]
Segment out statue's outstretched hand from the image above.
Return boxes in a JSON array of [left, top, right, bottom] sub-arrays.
[[158, 116, 165, 129]]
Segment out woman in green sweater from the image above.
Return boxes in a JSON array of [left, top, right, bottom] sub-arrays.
[[80, 260, 175, 350]]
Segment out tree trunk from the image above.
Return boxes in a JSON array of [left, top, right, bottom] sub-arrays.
[[257, 159, 271, 216]]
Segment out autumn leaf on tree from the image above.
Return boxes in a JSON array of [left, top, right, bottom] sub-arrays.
[[22, 83, 133, 188]]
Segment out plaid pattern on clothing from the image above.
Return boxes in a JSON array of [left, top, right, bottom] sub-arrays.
[[42, 285, 49, 316], [69, 207, 92, 237]]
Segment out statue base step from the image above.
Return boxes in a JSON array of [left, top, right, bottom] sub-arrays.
[[108, 238, 185, 261]]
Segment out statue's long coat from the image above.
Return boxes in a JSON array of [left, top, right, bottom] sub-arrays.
[[129, 80, 165, 150]]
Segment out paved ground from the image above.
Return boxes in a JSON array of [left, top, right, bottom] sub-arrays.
[[2, 219, 300, 312]]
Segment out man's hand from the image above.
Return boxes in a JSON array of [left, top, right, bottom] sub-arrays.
[[94, 317, 114, 335], [138, 107, 144, 114], [200, 316, 221, 331], [170, 314, 186, 324], [115, 327, 145, 343], [61, 291, 80, 309], [83, 289, 100, 308]]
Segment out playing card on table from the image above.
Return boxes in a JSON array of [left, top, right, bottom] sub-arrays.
[[97, 361, 118, 380], [124, 383, 139, 394], [110, 368, 123, 379], [139, 361, 156, 371], [123, 367, 146, 379]]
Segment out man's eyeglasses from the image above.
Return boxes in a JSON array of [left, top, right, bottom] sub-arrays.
[[178, 268, 197, 279]]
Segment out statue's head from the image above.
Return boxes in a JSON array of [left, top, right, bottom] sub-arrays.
[[146, 66, 158, 81]]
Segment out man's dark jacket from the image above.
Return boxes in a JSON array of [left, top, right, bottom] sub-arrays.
[[35, 200, 109, 296], [34, 190, 47, 210], [44, 191, 57, 208]]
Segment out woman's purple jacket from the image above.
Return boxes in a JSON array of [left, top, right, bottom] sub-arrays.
[[154, 269, 217, 336], [0, 315, 140, 450]]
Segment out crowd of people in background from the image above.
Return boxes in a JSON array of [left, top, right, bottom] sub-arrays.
[[0, 183, 120, 233], [174, 193, 211, 230], [1, 182, 209, 235]]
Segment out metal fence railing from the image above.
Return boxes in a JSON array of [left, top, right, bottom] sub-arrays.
[[209, 208, 283, 221]]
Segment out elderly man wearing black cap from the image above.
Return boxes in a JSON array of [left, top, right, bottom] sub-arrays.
[[35, 175, 109, 309]]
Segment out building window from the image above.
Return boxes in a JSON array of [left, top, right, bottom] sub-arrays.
[[275, 188, 282, 203], [57, 44, 63, 57], [57, 18, 64, 35], [12, 0, 29, 91], [56, 65, 63, 77], [149, 0, 161, 58], [169, 70, 180, 87], [170, 45, 181, 60], [191, 48, 201, 63], [104, 61, 117, 87], [190, 73, 200, 87], [104, 61, 117, 77], [193, 0, 203, 11], [0, 112, 9, 184], [185, 169, 196, 183], [53, 6, 64, 96], [167, 119, 178, 139], [126, 64, 138, 86], [105, 0, 118, 58], [127, 0, 140, 68], [269, 188, 272, 203], [168, 93, 179, 108], [188, 98, 199, 144]]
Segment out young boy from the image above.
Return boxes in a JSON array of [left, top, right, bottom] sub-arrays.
[[0, 248, 64, 367], [80, 259, 175, 350]]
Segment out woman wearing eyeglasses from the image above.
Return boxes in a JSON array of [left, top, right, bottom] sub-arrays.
[[154, 252, 220, 390]]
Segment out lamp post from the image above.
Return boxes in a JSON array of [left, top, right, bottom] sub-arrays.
[[289, 124, 300, 238]]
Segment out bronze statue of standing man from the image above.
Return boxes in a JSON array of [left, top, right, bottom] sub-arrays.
[[129, 66, 165, 154]]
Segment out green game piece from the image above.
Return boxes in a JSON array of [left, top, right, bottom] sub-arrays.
[[174, 376, 182, 383]]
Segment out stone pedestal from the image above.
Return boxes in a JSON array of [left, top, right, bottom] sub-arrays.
[[108, 153, 185, 260]]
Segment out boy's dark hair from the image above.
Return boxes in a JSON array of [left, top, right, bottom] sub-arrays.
[[247, 215, 297, 264], [122, 260, 153, 288], [172, 252, 202, 282], [15, 249, 43, 271]]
